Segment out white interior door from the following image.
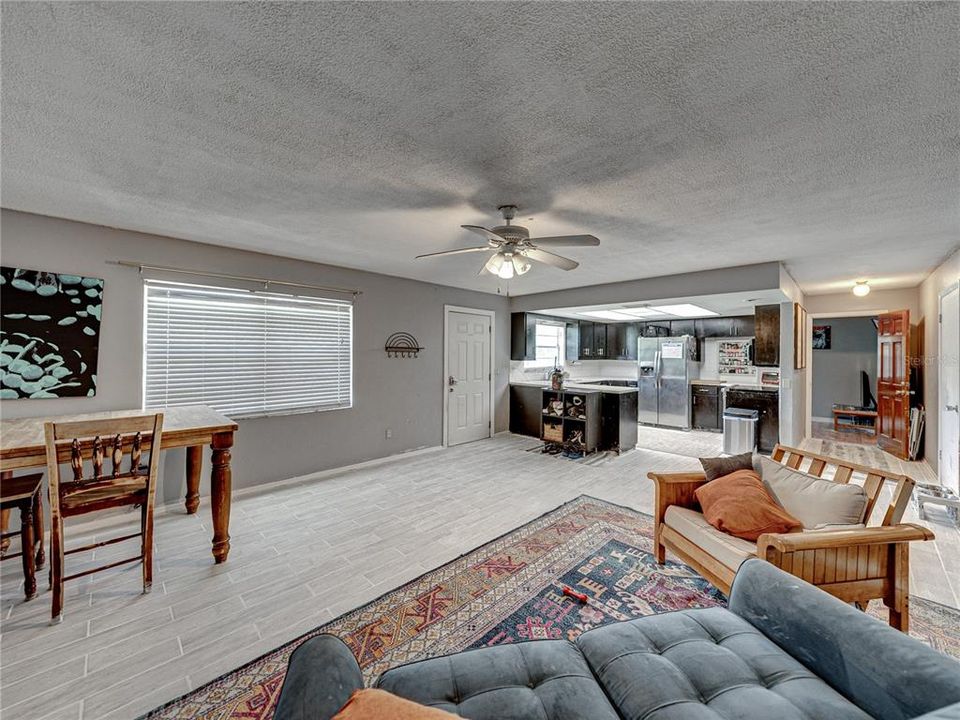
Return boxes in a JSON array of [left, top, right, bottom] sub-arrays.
[[446, 310, 491, 446], [940, 285, 959, 493]]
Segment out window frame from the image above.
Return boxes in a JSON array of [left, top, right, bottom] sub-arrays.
[[141, 279, 353, 420], [527, 321, 566, 369]]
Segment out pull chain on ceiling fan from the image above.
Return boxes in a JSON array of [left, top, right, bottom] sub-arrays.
[[415, 205, 600, 279]]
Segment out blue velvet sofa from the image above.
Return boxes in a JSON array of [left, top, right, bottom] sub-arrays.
[[274, 559, 960, 720]]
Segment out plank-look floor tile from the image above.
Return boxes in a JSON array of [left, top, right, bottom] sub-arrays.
[[1, 433, 956, 719]]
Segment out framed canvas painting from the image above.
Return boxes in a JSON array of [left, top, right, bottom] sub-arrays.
[[0, 267, 104, 399], [812, 324, 831, 350]]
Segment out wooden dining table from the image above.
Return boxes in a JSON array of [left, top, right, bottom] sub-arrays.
[[0, 406, 238, 563]]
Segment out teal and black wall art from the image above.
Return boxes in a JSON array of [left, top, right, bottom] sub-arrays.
[[0, 267, 104, 399]]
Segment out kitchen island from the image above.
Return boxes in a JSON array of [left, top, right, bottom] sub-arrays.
[[510, 380, 638, 452]]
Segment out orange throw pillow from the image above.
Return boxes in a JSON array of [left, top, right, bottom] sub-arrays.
[[333, 689, 459, 719], [694, 469, 802, 541]]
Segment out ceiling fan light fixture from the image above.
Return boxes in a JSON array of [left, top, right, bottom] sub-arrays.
[[512, 255, 531, 275], [497, 254, 515, 279], [484, 253, 505, 275], [853, 281, 870, 297]]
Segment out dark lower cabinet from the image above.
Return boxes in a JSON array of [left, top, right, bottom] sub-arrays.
[[511, 385, 638, 453], [600, 391, 638, 452], [691, 384, 721, 431], [509, 385, 543, 437], [724, 388, 779, 453]]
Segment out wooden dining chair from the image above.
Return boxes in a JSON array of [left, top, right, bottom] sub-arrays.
[[44, 413, 163, 623]]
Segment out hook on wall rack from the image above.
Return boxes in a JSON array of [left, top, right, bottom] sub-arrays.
[[385, 332, 424, 358]]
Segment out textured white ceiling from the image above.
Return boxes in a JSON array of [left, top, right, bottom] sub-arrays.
[[1, 2, 957, 296]]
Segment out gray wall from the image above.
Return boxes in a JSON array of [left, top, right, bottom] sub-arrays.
[[0, 210, 510, 504], [811, 316, 877, 419]]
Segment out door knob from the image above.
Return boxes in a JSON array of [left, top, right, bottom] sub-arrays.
[[448, 375, 457, 386], [947, 404, 959, 413]]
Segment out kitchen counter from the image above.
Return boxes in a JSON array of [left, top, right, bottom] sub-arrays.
[[690, 379, 778, 393], [509, 380, 638, 395]]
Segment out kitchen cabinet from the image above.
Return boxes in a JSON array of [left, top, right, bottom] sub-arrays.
[[724, 388, 779, 453], [579, 321, 596, 358], [578, 321, 614, 359], [509, 384, 543, 437], [753, 305, 781, 367], [510, 312, 536, 361], [606, 323, 639, 361], [691, 384, 721, 431], [601, 391, 639, 452], [669, 319, 696, 337], [730, 315, 755, 337]]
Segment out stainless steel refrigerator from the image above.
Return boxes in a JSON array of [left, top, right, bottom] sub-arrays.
[[637, 336, 700, 428]]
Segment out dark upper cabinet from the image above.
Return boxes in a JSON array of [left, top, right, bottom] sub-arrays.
[[606, 323, 638, 360], [696, 318, 732, 337], [753, 304, 781, 367], [593, 323, 607, 358], [579, 321, 595, 358], [731, 315, 755, 337], [669, 319, 696, 337], [511, 312, 537, 361]]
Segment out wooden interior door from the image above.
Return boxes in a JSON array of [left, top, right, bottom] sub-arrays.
[[876, 309, 911, 459]]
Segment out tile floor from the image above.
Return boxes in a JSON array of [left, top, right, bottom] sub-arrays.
[[0, 432, 957, 719]]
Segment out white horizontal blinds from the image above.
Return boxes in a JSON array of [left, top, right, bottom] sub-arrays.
[[144, 281, 352, 418]]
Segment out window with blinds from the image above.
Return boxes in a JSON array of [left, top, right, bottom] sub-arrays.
[[144, 280, 352, 418]]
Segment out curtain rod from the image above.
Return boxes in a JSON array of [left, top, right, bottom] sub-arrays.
[[112, 261, 362, 296]]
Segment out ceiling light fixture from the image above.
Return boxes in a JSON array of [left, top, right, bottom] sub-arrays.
[[582, 310, 638, 320], [616, 307, 661, 317], [484, 251, 531, 279], [853, 281, 870, 297], [650, 304, 719, 318]]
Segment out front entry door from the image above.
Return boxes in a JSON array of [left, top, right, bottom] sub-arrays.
[[940, 286, 960, 493], [877, 309, 911, 459], [446, 310, 491, 446]]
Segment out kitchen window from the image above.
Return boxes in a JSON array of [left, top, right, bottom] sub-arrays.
[[144, 280, 352, 418], [530, 322, 565, 368]]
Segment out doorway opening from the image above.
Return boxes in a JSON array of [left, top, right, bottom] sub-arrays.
[[809, 315, 879, 445]]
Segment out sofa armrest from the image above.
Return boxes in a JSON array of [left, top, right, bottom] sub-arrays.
[[729, 559, 960, 720], [646, 472, 706, 518], [756, 523, 934, 554], [274, 635, 363, 720]]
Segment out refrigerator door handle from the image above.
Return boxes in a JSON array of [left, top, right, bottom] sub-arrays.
[[654, 351, 662, 389]]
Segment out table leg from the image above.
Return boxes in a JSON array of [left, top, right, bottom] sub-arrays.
[[33, 490, 45, 569], [1, 471, 11, 556], [185, 445, 202, 514], [20, 500, 37, 600], [210, 432, 233, 564]]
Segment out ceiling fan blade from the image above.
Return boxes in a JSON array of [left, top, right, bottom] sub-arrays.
[[527, 234, 600, 247], [415, 246, 490, 259], [523, 248, 579, 271], [461, 225, 505, 244]]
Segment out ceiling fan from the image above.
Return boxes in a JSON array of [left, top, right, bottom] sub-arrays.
[[415, 205, 600, 279]]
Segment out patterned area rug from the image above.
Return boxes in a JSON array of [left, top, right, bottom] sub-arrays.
[[143, 495, 960, 719]]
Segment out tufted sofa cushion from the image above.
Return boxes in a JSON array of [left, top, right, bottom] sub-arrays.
[[575, 607, 873, 720], [376, 639, 620, 719]]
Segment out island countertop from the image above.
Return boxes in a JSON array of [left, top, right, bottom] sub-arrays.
[[509, 380, 638, 394]]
